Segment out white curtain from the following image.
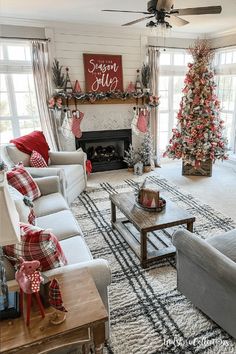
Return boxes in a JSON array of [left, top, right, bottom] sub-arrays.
[[32, 41, 61, 151], [148, 47, 160, 165]]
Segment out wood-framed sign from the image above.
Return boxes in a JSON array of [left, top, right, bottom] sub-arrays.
[[83, 53, 123, 92]]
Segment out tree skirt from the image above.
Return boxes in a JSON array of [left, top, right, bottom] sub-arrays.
[[71, 176, 236, 354]]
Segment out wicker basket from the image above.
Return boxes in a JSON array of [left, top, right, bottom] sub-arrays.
[[182, 159, 212, 177]]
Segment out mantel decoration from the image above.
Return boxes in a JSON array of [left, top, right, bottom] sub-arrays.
[[83, 53, 123, 92], [164, 39, 228, 176], [52, 59, 66, 93]]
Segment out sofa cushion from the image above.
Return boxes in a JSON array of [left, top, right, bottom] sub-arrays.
[[52, 164, 84, 189], [4, 223, 68, 272], [8, 185, 31, 223], [2, 144, 31, 167], [37, 210, 82, 241], [34, 192, 69, 217], [60, 235, 93, 264], [10, 131, 50, 164], [7, 165, 41, 201], [30, 150, 47, 168], [206, 229, 236, 262]]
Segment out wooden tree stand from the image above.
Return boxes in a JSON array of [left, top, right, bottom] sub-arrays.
[[182, 159, 212, 177]]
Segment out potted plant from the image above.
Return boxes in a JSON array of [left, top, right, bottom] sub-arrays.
[[140, 131, 154, 173], [52, 59, 66, 93], [141, 63, 151, 93], [123, 144, 138, 172]]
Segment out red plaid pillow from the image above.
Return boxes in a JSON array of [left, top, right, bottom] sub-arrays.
[[3, 223, 67, 272], [7, 165, 41, 201], [30, 150, 47, 168]]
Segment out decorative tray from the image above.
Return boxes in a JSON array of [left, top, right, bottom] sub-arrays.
[[135, 197, 166, 212]]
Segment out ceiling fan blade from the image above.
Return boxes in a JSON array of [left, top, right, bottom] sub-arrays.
[[122, 15, 154, 27], [156, 0, 175, 12], [174, 6, 222, 16], [169, 14, 189, 27], [102, 9, 150, 15]]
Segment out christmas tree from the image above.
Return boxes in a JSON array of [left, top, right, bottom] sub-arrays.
[[164, 40, 228, 171], [140, 130, 154, 167]]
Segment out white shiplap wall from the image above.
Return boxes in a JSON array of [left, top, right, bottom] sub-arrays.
[[50, 24, 146, 150]]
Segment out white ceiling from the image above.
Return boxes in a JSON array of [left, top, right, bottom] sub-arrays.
[[1, 0, 236, 36]]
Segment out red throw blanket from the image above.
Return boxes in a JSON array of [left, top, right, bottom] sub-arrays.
[[10, 131, 50, 164]]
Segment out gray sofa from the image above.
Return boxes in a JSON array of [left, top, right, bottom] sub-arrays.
[[173, 229, 236, 339], [5, 176, 111, 338], [1, 144, 87, 205]]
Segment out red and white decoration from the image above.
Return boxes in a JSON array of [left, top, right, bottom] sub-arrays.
[[7, 164, 41, 201], [71, 110, 84, 139], [30, 150, 47, 168]]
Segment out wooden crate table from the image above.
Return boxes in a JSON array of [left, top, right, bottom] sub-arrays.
[[110, 192, 196, 268], [0, 269, 108, 354]]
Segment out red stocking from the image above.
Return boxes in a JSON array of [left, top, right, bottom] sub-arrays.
[[71, 110, 84, 138], [137, 108, 150, 133]]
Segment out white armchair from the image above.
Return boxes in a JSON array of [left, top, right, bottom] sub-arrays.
[[1, 144, 87, 205]]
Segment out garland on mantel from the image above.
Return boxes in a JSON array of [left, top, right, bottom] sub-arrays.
[[48, 90, 160, 109]]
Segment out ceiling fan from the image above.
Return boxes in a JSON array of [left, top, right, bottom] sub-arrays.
[[102, 0, 222, 28]]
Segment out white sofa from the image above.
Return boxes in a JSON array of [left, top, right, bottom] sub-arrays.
[[1, 144, 87, 205], [5, 176, 111, 337]]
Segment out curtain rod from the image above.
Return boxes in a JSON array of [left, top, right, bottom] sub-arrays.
[[148, 44, 236, 51], [0, 36, 50, 42]]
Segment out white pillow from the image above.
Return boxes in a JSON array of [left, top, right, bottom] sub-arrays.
[[8, 185, 31, 223]]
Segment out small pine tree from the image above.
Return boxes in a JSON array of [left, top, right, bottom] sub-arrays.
[[52, 59, 65, 89], [123, 144, 138, 168], [140, 130, 154, 166], [164, 39, 228, 169]]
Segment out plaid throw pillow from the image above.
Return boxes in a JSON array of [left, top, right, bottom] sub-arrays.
[[7, 165, 41, 201], [30, 150, 47, 168], [3, 223, 67, 272]]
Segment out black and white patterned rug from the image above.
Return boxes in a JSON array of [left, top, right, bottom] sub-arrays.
[[71, 175, 236, 354]]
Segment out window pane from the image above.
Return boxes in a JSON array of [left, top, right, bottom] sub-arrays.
[[221, 112, 233, 149], [0, 120, 13, 144], [12, 74, 32, 92], [8, 45, 27, 61], [159, 132, 169, 151], [19, 119, 41, 136], [159, 113, 169, 131], [174, 53, 184, 65], [159, 76, 169, 90], [15, 93, 38, 116], [0, 93, 10, 116], [159, 91, 168, 110], [160, 53, 171, 65], [174, 76, 184, 110], [0, 46, 3, 60], [226, 52, 233, 64], [233, 52, 236, 63], [184, 54, 192, 65], [0, 74, 7, 91]]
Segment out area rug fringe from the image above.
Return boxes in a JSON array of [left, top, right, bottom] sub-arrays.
[[71, 175, 236, 354]]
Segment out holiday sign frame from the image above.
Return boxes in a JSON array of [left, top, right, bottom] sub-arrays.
[[83, 53, 123, 92]]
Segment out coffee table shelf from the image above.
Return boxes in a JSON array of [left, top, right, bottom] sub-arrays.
[[110, 192, 195, 268]]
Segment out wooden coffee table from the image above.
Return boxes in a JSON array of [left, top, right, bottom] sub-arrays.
[[0, 268, 108, 354], [110, 192, 195, 268]]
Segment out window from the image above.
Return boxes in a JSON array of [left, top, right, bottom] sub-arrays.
[[214, 47, 236, 153], [0, 41, 40, 145], [158, 50, 189, 154]]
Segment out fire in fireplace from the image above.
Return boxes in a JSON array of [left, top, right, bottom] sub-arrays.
[[75, 129, 132, 172]]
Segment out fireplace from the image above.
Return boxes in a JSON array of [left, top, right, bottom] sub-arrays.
[[75, 129, 132, 172]]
